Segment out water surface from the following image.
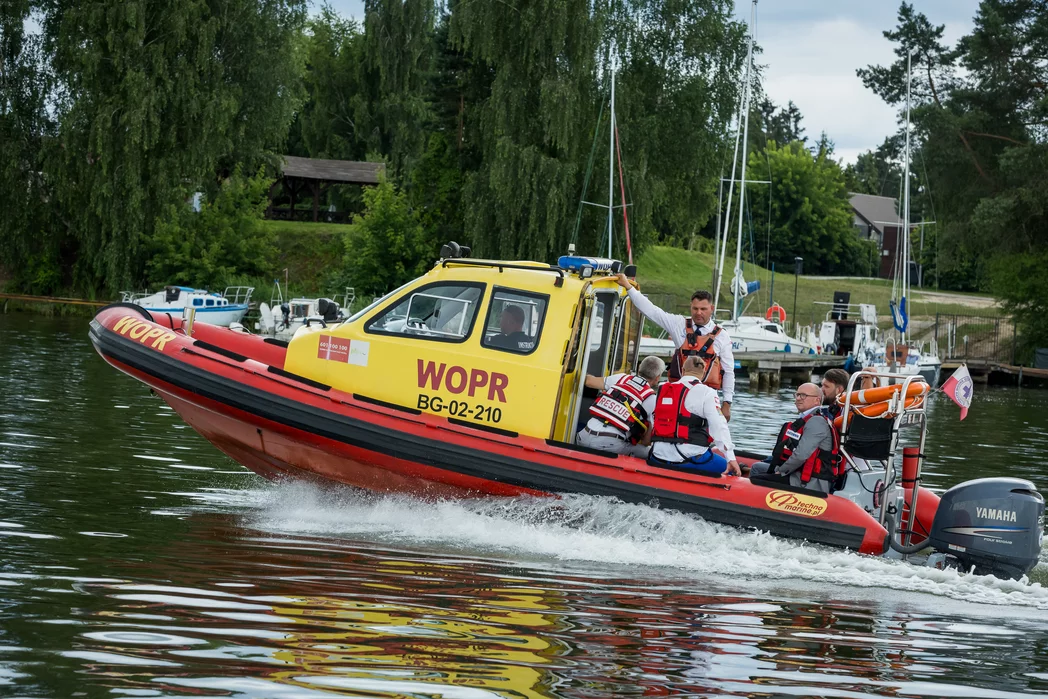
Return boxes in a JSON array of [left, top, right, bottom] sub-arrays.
[[2, 312, 1048, 698]]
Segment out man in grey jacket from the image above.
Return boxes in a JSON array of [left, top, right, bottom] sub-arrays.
[[748, 383, 836, 494]]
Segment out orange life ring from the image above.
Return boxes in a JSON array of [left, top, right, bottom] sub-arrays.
[[837, 381, 929, 406], [765, 304, 787, 323], [834, 394, 926, 430]]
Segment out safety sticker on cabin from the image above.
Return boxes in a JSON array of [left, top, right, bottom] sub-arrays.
[[318, 335, 369, 366], [765, 490, 827, 518]]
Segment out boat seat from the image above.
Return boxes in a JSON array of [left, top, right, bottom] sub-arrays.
[[749, 474, 830, 498], [842, 413, 894, 461]]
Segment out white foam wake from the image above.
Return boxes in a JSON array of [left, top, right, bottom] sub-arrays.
[[216, 482, 1048, 611]]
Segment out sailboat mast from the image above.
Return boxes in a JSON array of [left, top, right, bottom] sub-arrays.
[[732, 0, 757, 322], [714, 1, 755, 314], [902, 49, 912, 346], [714, 114, 743, 313], [607, 54, 616, 258]]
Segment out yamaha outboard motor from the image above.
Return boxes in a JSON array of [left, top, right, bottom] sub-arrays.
[[926, 478, 1044, 579], [317, 298, 340, 322], [280, 303, 291, 330]]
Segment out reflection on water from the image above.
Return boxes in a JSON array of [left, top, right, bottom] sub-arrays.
[[2, 313, 1048, 698]]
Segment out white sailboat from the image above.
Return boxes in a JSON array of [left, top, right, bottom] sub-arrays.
[[713, 0, 812, 354], [868, 50, 942, 386]]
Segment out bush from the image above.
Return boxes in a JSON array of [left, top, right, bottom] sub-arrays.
[[146, 167, 276, 290], [339, 180, 427, 295]]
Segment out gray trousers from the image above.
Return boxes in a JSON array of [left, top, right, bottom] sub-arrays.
[[576, 429, 650, 458]]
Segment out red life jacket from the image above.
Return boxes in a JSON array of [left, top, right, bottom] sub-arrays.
[[650, 378, 713, 447], [588, 374, 655, 443], [769, 412, 843, 484], [669, 320, 723, 388]]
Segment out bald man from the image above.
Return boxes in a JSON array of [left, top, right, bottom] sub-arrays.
[[748, 382, 839, 494]]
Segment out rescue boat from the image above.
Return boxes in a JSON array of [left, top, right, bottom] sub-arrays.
[[88, 244, 1044, 578]]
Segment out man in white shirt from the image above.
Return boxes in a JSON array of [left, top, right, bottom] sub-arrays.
[[648, 356, 741, 476], [615, 273, 735, 421], [577, 356, 665, 457]]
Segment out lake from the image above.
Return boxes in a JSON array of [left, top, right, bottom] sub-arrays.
[[2, 312, 1048, 698]]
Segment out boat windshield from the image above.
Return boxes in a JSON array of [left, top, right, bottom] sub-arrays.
[[347, 281, 414, 323]]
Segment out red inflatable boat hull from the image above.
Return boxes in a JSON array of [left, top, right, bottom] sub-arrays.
[[89, 304, 900, 555]]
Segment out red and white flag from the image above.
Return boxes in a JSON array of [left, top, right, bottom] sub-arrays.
[[941, 364, 974, 420]]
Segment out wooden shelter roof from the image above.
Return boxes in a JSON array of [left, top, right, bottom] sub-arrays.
[[280, 156, 385, 184]]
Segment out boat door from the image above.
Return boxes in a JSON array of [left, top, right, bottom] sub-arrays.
[[552, 287, 640, 443]]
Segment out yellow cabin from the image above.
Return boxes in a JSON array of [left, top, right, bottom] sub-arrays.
[[282, 245, 642, 442]]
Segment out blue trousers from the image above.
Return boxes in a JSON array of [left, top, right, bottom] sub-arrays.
[[648, 449, 728, 475]]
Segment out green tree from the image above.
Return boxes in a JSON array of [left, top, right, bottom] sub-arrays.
[[0, 1, 63, 292], [145, 168, 277, 290], [342, 180, 427, 294], [857, 1, 1047, 294], [746, 140, 874, 275], [4, 0, 306, 294]]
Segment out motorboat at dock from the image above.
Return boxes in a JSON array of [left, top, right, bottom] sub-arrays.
[[121, 286, 253, 328]]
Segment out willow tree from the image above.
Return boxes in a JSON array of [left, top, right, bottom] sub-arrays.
[[449, 0, 745, 262], [598, 0, 747, 257], [449, 0, 602, 261], [0, 1, 60, 291], [41, 0, 306, 292]]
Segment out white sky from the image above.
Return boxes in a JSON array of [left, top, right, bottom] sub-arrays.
[[737, 0, 979, 164], [323, 0, 980, 164]]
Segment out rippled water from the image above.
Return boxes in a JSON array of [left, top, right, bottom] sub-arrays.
[[3, 312, 1048, 698]]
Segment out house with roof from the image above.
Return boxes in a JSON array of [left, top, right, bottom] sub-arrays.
[[849, 192, 912, 279]]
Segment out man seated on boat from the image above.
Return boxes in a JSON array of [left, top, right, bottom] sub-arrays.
[[488, 305, 534, 352], [615, 274, 734, 421], [748, 383, 841, 494], [819, 368, 850, 420], [647, 356, 741, 476], [577, 356, 665, 457]]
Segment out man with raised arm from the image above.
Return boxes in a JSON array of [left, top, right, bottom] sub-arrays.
[[615, 273, 735, 421]]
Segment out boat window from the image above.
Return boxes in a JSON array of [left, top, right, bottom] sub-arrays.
[[365, 282, 484, 343], [586, 291, 619, 376], [206, 299, 215, 307], [765, 324, 780, 333], [193, 299, 203, 307], [482, 288, 548, 355]]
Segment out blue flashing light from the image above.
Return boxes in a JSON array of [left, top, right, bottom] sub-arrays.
[[558, 256, 622, 275]]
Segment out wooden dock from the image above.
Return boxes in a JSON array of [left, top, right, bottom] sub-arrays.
[[734, 352, 846, 390]]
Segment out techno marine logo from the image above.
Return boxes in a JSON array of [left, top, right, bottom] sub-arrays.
[[765, 490, 828, 518]]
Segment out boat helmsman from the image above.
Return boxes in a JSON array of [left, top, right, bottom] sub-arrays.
[[615, 274, 734, 420], [576, 356, 665, 457]]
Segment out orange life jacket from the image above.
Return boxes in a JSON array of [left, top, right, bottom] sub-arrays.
[[650, 379, 713, 447], [588, 374, 654, 444], [769, 412, 843, 484], [669, 320, 723, 388]]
